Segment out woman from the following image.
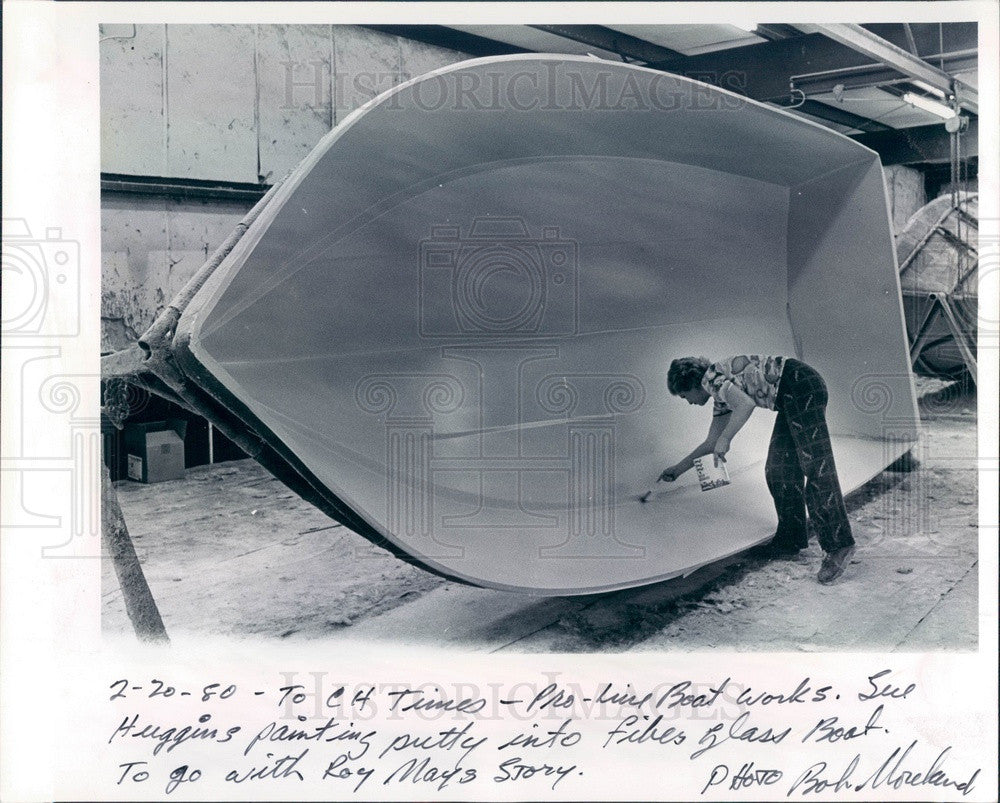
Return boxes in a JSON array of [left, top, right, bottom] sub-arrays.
[[661, 355, 856, 584]]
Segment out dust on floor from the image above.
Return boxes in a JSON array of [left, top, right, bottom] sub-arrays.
[[102, 377, 979, 651], [101, 462, 445, 639]]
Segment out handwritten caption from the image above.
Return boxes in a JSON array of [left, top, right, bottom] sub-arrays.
[[105, 669, 981, 798]]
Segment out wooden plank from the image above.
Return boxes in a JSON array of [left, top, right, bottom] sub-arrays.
[[256, 24, 334, 183], [100, 24, 167, 176], [165, 24, 258, 182], [102, 462, 169, 643]]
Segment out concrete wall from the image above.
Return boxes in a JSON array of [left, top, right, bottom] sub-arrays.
[[101, 24, 469, 350], [883, 164, 927, 233], [100, 23, 468, 182], [101, 193, 251, 351]]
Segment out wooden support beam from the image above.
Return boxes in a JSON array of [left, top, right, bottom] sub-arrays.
[[362, 25, 531, 58], [101, 461, 169, 643], [529, 24, 686, 62], [648, 26, 976, 104]]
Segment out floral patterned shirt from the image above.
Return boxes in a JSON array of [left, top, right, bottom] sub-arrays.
[[702, 355, 786, 417]]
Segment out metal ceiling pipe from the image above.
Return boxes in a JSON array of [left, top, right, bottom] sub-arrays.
[[813, 23, 978, 113]]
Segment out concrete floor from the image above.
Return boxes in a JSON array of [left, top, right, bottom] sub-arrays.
[[102, 377, 979, 651]]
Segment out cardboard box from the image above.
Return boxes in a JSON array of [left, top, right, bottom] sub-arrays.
[[123, 419, 187, 483]]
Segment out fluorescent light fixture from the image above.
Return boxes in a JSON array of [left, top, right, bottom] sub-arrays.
[[902, 92, 955, 119], [910, 80, 947, 99]]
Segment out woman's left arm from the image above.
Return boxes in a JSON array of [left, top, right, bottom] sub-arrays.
[[714, 384, 756, 462]]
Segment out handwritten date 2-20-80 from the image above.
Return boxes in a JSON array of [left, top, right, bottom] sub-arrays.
[[110, 679, 238, 702]]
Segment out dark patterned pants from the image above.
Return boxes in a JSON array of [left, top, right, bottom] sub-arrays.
[[765, 359, 854, 553]]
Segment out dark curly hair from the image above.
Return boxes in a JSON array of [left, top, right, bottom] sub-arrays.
[[667, 356, 711, 395]]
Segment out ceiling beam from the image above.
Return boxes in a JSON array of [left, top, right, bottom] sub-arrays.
[[851, 117, 978, 165], [529, 24, 686, 62], [648, 27, 976, 106], [650, 33, 888, 102], [793, 99, 892, 133], [861, 22, 977, 61], [811, 23, 978, 113], [361, 25, 531, 58], [754, 24, 802, 41], [787, 51, 976, 97], [101, 173, 268, 202]]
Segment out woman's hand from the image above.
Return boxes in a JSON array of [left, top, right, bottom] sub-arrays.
[[713, 437, 730, 467], [659, 466, 680, 482]]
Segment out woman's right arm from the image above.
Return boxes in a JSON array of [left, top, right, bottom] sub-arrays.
[[661, 412, 731, 480]]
